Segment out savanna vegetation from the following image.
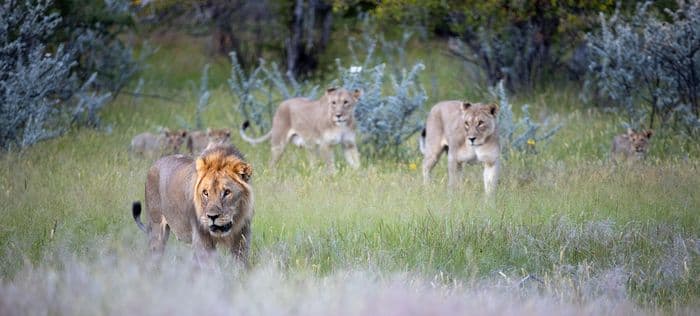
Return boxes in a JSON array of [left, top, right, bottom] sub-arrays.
[[1, 1, 698, 315]]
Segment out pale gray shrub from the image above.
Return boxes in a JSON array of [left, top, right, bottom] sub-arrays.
[[586, 1, 700, 136], [491, 80, 562, 156]]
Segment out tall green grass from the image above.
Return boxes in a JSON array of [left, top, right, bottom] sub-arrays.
[[0, 35, 698, 315]]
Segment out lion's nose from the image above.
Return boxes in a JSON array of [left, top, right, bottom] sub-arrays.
[[207, 213, 220, 221], [468, 137, 476, 144], [335, 114, 342, 119]]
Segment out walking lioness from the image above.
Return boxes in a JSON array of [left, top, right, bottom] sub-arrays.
[[132, 144, 254, 264], [240, 87, 362, 172], [420, 101, 500, 195]]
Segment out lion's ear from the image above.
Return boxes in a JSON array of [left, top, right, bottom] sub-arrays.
[[352, 89, 362, 100], [195, 157, 208, 176], [489, 103, 499, 116], [461, 102, 472, 112], [627, 128, 634, 136], [224, 129, 231, 137], [180, 130, 188, 137], [645, 129, 654, 138], [325, 87, 338, 95], [233, 162, 253, 182]]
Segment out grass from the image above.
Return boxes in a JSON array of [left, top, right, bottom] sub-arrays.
[[0, 34, 699, 315]]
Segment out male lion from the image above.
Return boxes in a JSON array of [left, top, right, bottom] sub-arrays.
[[420, 101, 500, 195], [611, 128, 653, 162], [130, 129, 189, 158], [189, 128, 232, 154], [132, 144, 254, 264], [239, 87, 362, 172]]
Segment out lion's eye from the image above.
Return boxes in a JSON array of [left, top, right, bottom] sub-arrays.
[[223, 189, 231, 197], [464, 123, 470, 128], [332, 101, 336, 105], [478, 120, 484, 126], [343, 100, 348, 104], [202, 189, 208, 197]]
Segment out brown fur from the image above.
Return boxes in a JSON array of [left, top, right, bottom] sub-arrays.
[[239, 87, 362, 172], [611, 128, 653, 162], [420, 101, 500, 195], [132, 144, 254, 265], [190, 128, 232, 154], [130, 129, 189, 158]]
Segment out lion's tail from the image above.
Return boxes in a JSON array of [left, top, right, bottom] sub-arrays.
[[132, 201, 147, 233], [418, 127, 426, 155], [239, 121, 272, 145]]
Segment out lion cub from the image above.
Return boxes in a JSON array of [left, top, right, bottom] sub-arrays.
[[611, 128, 653, 162], [132, 144, 254, 265], [130, 129, 189, 158], [239, 87, 362, 172], [420, 101, 500, 195], [189, 128, 232, 154]]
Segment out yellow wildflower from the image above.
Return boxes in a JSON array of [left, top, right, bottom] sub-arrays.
[[408, 163, 417, 171], [527, 139, 536, 146]]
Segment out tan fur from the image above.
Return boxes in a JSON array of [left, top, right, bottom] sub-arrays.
[[420, 101, 500, 195], [133, 144, 254, 265], [130, 129, 189, 158], [611, 128, 653, 162], [240, 87, 362, 172], [190, 128, 232, 154]]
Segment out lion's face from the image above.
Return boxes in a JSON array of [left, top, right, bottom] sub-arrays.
[[194, 148, 253, 237], [207, 128, 231, 145], [164, 130, 188, 153], [627, 128, 653, 156], [325, 87, 361, 125], [461, 102, 498, 146]]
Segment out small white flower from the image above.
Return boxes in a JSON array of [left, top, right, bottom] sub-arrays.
[[349, 66, 362, 73]]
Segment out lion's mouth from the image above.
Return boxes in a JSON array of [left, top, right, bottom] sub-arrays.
[[209, 222, 233, 233]]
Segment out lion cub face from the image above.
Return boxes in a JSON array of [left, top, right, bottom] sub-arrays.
[[325, 87, 361, 125], [461, 102, 498, 146], [627, 128, 653, 156], [194, 148, 253, 237], [164, 129, 189, 153]]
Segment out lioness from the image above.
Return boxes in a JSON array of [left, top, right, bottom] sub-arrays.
[[132, 144, 254, 264], [190, 128, 232, 154], [130, 129, 189, 158], [239, 87, 362, 172], [611, 128, 653, 162], [420, 101, 500, 195]]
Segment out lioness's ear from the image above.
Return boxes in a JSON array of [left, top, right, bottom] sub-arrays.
[[325, 87, 338, 95], [353, 89, 362, 100], [645, 129, 654, 138], [488, 103, 499, 116], [461, 102, 472, 112], [224, 129, 231, 137], [206, 127, 212, 135], [180, 130, 188, 137], [627, 128, 634, 135]]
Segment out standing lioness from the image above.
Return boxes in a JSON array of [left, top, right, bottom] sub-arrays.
[[132, 144, 254, 264], [240, 87, 362, 172], [420, 101, 500, 195]]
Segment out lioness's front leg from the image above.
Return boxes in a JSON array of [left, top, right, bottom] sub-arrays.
[[483, 159, 499, 196], [342, 141, 361, 169], [447, 154, 462, 188], [319, 143, 336, 173]]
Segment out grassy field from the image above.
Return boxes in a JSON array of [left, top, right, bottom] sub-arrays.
[[1, 35, 699, 315]]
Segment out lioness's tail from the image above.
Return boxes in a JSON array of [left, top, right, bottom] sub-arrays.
[[132, 202, 147, 233], [418, 127, 426, 155], [239, 120, 272, 145]]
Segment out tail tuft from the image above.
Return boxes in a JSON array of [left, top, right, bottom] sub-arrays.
[[242, 120, 250, 130], [418, 127, 427, 155], [132, 202, 147, 233]]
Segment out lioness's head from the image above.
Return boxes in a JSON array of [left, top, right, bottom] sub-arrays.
[[627, 128, 653, 155], [194, 145, 253, 237], [163, 129, 189, 153], [461, 102, 498, 146], [325, 87, 362, 125]]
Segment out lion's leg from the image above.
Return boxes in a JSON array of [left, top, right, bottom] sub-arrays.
[[230, 222, 251, 267], [192, 229, 215, 266], [148, 216, 170, 255], [342, 141, 361, 169], [319, 143, 336, 173], [483, 160, 499, 196], [269, 144, 287, 168], [447, 154, 461, 189]]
